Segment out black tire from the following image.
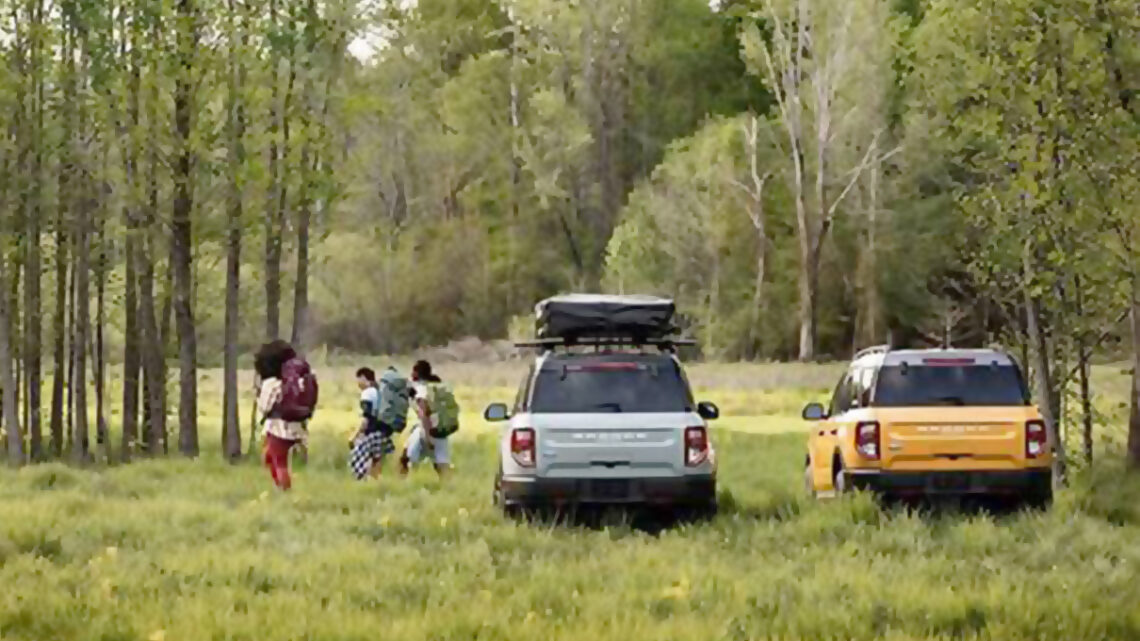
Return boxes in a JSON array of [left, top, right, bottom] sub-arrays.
[[690, 498, 718, 522], [492, 468, 503, 507], [833, 457, 851, 495], [804, 456, 817, 498], [1025, 483, 1053, 511]]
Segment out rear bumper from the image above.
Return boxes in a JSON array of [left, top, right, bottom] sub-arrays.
[[849, 468, 1051, 496], [501, 474, 716, 507]]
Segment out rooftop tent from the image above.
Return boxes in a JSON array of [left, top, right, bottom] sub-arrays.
[[534, 294, 677, 341]]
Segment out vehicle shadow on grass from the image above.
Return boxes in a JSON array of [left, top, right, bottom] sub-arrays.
[[511, 504, 720, 536], [876, 494, 1048, 520]]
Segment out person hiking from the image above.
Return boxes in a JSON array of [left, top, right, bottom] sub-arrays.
[[255, 340, 318, 491], [348, 367, 400, 480], [399, 360, 459, 479]]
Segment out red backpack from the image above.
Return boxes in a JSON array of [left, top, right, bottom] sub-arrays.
[[277, 357, 319, 422]]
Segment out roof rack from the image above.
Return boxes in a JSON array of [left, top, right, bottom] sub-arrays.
[[514, 336, 697, 353], [853, 344, 890, 360]]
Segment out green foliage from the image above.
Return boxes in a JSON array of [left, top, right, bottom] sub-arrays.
[[606, 115, 794, 359]]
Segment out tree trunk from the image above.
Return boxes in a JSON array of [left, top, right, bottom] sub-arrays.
[[790, 133, 812, 361], [0, 261, 21, 465], [742, 116, 769, 360], [797, 244, 819, 362], [72, 23, 91, 464], [139, 0, 167, 457], [172, 0, 199, 457], [265, 0, 291, 341], [52, 15, 72, 455], [247, 373, 260, 459], [23, 167, 43, 462], [223, 0, 246, 462], [93, 193, 109, 464], [859, 151, 881, 348], [73, 195, 90, 465], [50, 203, 68, 458], [1077, 338, 1093, 466], [66, 246, 76, 454], [160, 274, 172, 456], [1023, 246, 1065, 478], [139, 233, 164, 455], [291, 149, 311, 350], [1128, 274, 1140, 467], [121, 221, 140, 462], [120, 9, 142, 462], [1073, 276, 1093, 466], [0, 157, 22, 465], [23, 0, 45, 462]]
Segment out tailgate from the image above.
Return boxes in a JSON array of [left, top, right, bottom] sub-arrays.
[[534, 414, 687, 479], [879, 408, 1030, 470]]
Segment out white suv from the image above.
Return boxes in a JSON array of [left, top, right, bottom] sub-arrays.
[[485, 346, 719, 516]]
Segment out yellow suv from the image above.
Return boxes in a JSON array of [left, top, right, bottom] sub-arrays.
[[802, 347, 1053, 506]]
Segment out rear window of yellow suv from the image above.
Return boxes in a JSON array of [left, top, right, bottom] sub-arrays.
[[874, 363, 1029, 407]]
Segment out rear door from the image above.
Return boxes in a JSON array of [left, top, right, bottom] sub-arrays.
[[872, 361, 1034, 470], [528, 356, 699, 479]]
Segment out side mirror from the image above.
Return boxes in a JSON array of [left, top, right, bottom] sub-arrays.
[[484, 403, 510, 422], [697, 401, 720, 421], [802, 402, 827, 421]]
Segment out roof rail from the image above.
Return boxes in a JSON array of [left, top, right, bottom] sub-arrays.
[[853, 344, 890, 360], [514, 336, 697, 353]]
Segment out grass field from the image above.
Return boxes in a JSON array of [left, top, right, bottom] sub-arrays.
[[2, 362, 1140, 641]]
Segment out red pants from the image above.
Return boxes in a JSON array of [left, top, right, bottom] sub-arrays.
[[264, 434, 298, 490]]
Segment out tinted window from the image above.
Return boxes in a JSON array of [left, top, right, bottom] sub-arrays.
[[829, 374, 852, 416], [873, 365, 1028, 407], [514, 365, 534, 413], [530, 358, 693, 413]]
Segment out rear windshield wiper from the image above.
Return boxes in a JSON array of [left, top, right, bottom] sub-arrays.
[[931, 395, 966, 406], [592, 402, 624, 413]]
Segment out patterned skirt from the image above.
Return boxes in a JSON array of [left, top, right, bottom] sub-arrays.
[[349, 431, 395, 480]]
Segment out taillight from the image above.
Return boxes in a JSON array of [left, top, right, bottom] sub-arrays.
[[855, 421, 880, 460], [685, 426, 709, 467], [1025, 420, 1047, 458], [510, 428, 536, 468]]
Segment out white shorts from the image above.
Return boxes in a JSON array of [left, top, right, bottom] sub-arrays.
[[403, 425, 451, 466]]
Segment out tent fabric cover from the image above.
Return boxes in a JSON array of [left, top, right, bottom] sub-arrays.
[[535, 294, 676, 340]]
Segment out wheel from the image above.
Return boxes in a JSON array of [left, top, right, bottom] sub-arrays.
[[1025, 484, 1053, 511], [833, 459, 850, 495], [492, 469, 503, 507], [804, 456, 817, 498]]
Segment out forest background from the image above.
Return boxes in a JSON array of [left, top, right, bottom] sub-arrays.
[[0, 0, 1137, 467]]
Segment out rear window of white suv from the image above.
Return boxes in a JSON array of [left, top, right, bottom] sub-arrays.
[[530, 357, 694, 414]]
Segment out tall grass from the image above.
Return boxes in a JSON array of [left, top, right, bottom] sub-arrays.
[[2, 362, 1138, 640], [3, 430, 1140, 640]]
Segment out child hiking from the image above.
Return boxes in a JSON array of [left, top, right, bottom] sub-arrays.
[[255, 340, 319, 491], [348, 366, 409, 480], [400, 360, 460, 479]]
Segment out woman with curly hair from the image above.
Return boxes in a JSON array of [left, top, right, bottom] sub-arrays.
[[254, 340, 306, 490]]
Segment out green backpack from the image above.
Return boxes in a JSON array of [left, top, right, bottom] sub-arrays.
[[426, 382, 460, 438], [377, 367, 410, 432]]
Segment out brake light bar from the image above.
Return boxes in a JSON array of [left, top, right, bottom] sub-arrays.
[[564, 363, 643, 372], [921, 358, 976, 366]]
